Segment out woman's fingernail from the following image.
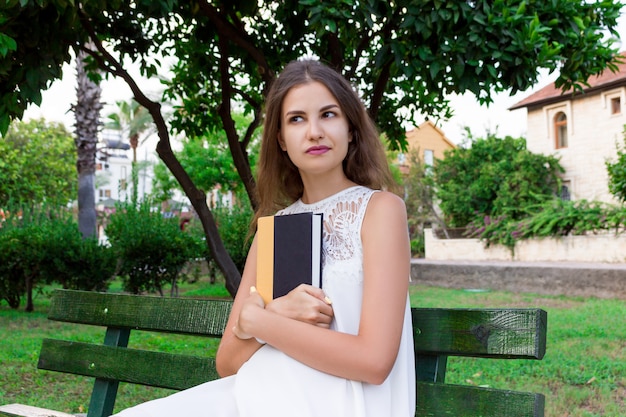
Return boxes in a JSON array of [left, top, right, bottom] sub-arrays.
[[250, 286, 257, 293], [324, 296, 332, 305]]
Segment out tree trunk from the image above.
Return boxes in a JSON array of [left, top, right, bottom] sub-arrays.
[[156, 140, 241, 296], [74, 48, 102, 239]]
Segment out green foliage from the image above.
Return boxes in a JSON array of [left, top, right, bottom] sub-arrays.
[[0, 225, 35, 309], [152, 113, 259, 201], [0, 118, 76, 206], [3, 0, 609, 144], [606, 131, 626, 203], [151, 162, 178, 203], [0, 207, 115, 311], [105, 201, 202, 295], [0, 1, 78, 135], [162, 0, 623, 147], [212, 199, 254, 274], [467, 199, 626, 249], [183, 196, 254, 276], [434, 134, 563, 227], [41, 221, 117, 293], [402, 148, 441, 257]]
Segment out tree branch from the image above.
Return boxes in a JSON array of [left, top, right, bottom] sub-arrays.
[[217, 36, 259, 210], [197, 0, 274, 85]]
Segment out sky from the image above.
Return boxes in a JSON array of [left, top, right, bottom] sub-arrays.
[[23, 12, 626, 147]]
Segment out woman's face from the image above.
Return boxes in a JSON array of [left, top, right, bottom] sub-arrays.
[[278, 81, 351, 178]]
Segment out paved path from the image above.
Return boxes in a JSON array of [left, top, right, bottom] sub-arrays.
[[410, 258, 626, 299]]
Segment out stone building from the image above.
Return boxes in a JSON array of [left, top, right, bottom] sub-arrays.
[[510, 52, 626, 203]]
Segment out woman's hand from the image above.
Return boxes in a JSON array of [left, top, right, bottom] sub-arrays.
[[267, 284, 334, 328], [233, 286, 265, 340]]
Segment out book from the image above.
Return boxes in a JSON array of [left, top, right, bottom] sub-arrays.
[[256, 212, 323, 304]]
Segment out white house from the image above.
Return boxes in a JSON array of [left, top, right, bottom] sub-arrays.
[[95, 129, 154, 206], [509, 51, 626, 203]]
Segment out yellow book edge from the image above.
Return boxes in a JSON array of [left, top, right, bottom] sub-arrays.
[[256, 216, 274, 304]]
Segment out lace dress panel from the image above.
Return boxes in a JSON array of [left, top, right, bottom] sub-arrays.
[[278, 186, 376, 286]]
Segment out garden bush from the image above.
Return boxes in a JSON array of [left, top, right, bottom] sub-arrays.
[[466, 199, 626, 250], [606, 134, 626, 203], [105, 201, 202, 296], [0, 207, 115, 311], [434, 134, 563, 227]]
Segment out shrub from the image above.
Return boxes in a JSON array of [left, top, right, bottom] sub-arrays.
[[467, 199, 626, 250], [434, 134, 563, 227], [212, 199, 253, 274], [0, 226, 34, 309], [0, 207, 115, 311], [606, 133, 626, 203], [106, 201, 199, 296]]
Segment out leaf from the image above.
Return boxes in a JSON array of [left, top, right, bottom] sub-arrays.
[[0, 34, 18, 57]]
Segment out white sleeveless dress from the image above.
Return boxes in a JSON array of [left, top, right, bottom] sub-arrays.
[[113, 186, 415, 417]]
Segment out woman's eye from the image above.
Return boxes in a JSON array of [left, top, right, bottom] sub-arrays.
[[322, 111, 336, 118], [289, 115, 303, 123]]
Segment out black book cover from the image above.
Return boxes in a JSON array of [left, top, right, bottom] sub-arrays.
[[256, 212, 323, 303]]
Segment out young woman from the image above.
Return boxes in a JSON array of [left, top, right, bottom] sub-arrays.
[[113, 59, 415, 417]]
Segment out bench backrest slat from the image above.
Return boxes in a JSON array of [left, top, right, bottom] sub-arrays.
[[412, 308, 547, 359], [38, 339, 219, 391], [48, 290, 231, 337]]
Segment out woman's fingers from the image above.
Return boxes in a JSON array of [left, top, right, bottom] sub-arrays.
[[267, 284, 334, 327]]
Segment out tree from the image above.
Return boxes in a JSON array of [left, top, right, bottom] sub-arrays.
[[0, 118, 75, 206], [1, 0, 623, 294], [606, 132, 626, 203], [74, 48, 103, 238], [433, 133, 564, 227]]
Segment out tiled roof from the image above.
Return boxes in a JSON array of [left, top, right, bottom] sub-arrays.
[[509, 51, 626, 110]]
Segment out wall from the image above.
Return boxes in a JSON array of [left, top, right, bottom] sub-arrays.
[[424, 228, 626, 263]]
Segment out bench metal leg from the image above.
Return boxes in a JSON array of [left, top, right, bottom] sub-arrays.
[[86, 328, 130, 417]]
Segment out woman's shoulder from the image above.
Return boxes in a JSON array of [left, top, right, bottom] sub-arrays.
[[368, 190, 406, 211], [364, 190, 407, 224]]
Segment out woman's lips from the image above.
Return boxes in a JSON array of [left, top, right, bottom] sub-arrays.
[[306, 145, 330, 155]]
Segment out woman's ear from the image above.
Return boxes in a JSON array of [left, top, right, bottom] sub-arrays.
[[278, 131, 287, 151]]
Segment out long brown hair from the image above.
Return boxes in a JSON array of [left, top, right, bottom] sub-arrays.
[[253, 60, 396, 229]]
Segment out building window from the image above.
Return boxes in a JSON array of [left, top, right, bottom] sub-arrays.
[[560, 180, 571, 201], [554, 112, 568, 149], [611, 97, 621, 115], [424, 149, 434, 166]]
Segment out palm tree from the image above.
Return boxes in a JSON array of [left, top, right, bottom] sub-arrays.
[[104, 99, 154, 204], [73, 48, 103, 239]]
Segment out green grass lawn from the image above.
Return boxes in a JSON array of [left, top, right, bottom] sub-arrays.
[[1, 278, 625, 416]]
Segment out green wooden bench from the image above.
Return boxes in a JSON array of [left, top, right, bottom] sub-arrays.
[[0, 289, 547, 417]]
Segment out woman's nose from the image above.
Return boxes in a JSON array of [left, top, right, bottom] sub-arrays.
[[307, 119, 323, 140]]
